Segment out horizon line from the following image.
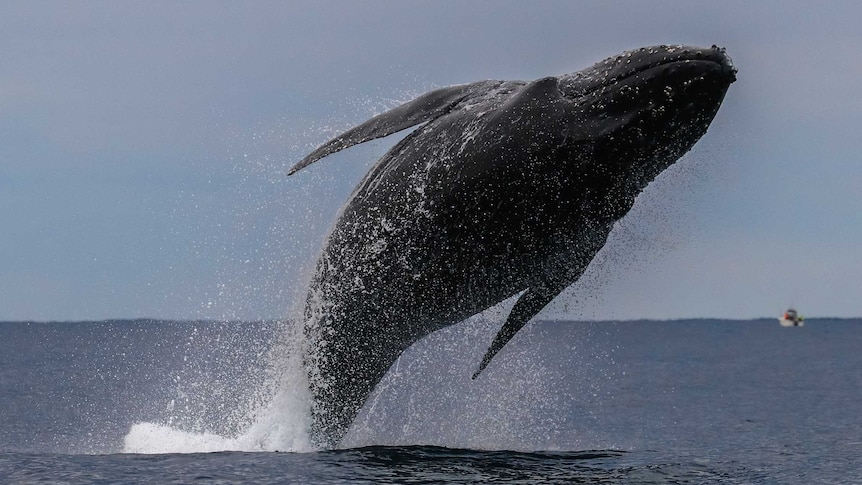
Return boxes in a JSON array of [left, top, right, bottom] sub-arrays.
[[2, 316, 860, 325]]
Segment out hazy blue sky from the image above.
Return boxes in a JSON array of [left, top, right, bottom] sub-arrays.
[[2, 1, 860, 321]]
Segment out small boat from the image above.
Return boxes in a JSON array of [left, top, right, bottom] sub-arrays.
[[779, 308, 804, 327]]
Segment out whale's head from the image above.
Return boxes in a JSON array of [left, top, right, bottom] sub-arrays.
[[557, 44, 736, 193]]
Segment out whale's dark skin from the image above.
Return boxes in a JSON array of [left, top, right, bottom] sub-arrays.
[[289, 45, 736, 448]]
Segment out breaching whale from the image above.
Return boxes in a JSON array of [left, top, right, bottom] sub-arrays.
[[289, 45, 736, 448]]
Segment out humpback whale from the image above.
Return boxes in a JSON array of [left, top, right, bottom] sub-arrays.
[[289, 45, 736, 448]]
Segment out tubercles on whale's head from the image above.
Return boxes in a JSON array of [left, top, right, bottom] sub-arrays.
[[558, 45, 736, 100], [555, 44, 737, 191], [558, 45, 736, 135]]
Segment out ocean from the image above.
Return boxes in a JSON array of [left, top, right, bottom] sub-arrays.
[[1, 318, 860, 483]]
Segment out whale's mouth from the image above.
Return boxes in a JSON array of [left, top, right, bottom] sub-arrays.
[[559, 44, 736, 99]]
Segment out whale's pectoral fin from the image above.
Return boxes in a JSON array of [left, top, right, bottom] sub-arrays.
[[289, 81, 499, 175], [472, 285, 562, 379]]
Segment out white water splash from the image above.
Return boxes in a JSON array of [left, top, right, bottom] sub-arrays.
[[122, 321, 315, 454], [122, 86, 440, 455]]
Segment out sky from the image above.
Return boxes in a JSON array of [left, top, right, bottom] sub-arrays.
[[1, 1, 861, 321]]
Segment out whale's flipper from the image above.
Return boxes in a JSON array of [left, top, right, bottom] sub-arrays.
[[472, 285, 563, 379], [288, 81, 502, 175]]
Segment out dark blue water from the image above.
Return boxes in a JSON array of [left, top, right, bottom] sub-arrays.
[[1, 318, 860, 483]]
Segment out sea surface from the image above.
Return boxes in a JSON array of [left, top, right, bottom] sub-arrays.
[[1, 318, 860, 483]]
